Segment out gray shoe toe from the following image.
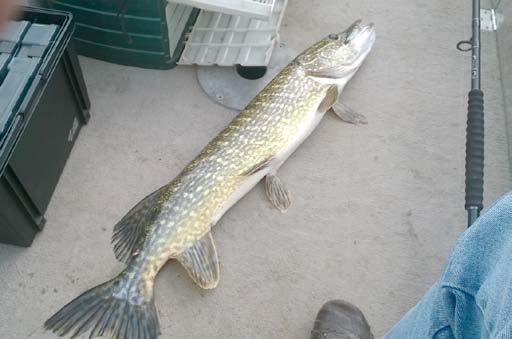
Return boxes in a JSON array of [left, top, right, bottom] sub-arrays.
[[310, 300, 373, 339]]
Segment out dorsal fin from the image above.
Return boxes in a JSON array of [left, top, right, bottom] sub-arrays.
[[111, 184, 170, 263], [178, 232, 220, 289]]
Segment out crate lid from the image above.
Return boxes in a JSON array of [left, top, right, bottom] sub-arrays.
[[168, 0, 275, 21], [0, 54, 11, 82], [0, 19, 61, 151], [0, 7, 85, 178], [0, 19, 57, 144], [0, 57, 39, 141], [17, 23, 59, 58], [0, 21, 30, 54]]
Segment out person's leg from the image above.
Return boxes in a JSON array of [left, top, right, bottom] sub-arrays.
[[309, 192, 512, 339], [385, 191, 512, 338]]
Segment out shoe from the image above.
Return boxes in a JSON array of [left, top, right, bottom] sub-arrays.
[[310, 300, 374, 339]]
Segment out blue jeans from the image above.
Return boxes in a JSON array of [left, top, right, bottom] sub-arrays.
[[384, 192, 512, 338]]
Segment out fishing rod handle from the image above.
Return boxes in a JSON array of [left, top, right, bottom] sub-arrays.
[[465, 89, 484, 211]]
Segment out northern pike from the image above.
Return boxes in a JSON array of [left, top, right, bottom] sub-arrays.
[[45, 20, 376, 339]]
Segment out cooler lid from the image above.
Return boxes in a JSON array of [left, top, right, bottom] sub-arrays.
[[168, 0, 275, 21]]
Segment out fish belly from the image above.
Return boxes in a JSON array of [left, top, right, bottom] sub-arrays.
[[211, 107, 325, 226]]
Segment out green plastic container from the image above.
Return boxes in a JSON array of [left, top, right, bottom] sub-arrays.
[[45, 0, 199, 69]]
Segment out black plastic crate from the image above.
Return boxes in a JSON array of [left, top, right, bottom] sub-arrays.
[[0, 7, 90, 247]]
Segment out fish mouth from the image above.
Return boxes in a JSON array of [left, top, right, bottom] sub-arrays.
[[346, 19, 375, 42], [345, 19, 363, 36], [344, 19, 376, 56]]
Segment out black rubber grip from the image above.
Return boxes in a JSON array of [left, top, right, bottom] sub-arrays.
[[465, 89, 484, 210]]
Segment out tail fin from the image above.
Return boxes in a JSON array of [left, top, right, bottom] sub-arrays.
[[44, 276, 160, 339]]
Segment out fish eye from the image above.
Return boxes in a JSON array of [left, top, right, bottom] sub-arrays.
[[328, 33, 339, 40]]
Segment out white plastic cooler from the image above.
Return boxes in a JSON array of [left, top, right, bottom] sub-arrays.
[[167, 0, 288, 66]]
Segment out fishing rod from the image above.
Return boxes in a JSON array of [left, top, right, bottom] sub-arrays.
[[458, 0, 484, 227]]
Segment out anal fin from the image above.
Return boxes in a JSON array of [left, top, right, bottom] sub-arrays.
[[178, 232, 220, 289]]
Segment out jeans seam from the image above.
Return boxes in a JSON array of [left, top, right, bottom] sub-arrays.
[[440, 283, 491, 337], [430, 324, 451, 338]]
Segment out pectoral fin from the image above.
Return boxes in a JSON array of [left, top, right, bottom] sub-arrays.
[[307, 68, 351, 80], [317, 85, 339, 113], [178, 232, 220, 289], [331, 101, 368, 125], [265, 173, 291, 212], [242, 156, 274, 176]]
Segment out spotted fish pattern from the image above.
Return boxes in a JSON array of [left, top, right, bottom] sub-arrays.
[[44, 20, 376, 339]]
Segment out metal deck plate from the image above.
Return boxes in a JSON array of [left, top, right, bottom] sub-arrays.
[[480, 8, 503, 31], [196, 44, 296, 110]]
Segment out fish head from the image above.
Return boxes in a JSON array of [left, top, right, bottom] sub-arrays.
[[296, 20, 375, 84]]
